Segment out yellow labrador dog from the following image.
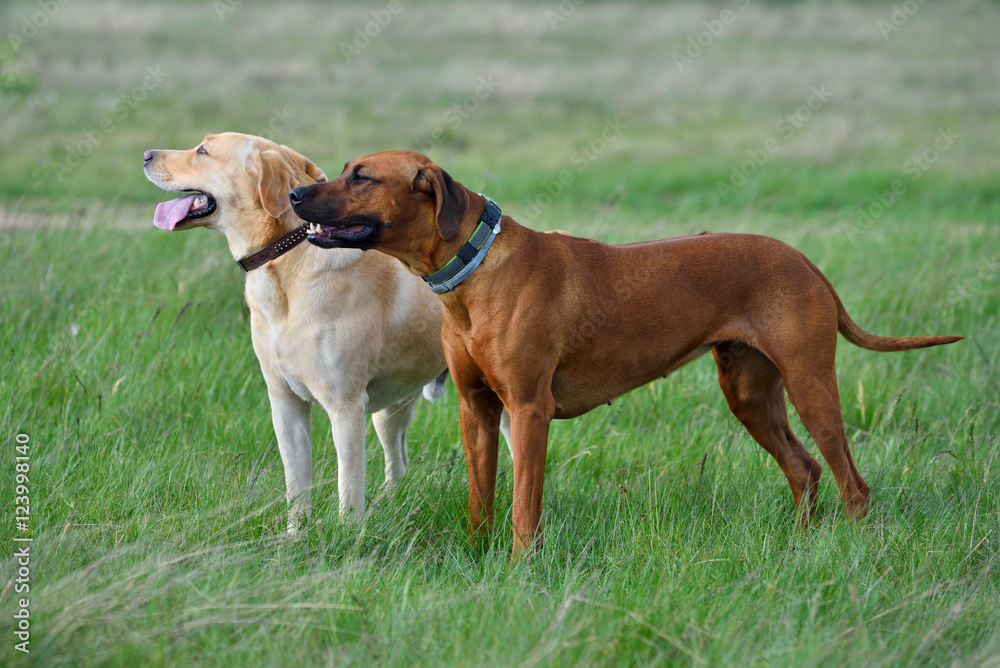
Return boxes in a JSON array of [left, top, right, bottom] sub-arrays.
[[143, 132, 455, 532]]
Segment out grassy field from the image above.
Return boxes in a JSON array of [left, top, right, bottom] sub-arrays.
[[2, 1, 999, 666]]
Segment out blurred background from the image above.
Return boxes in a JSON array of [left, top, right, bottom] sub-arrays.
[[2, 0, 998, 237]]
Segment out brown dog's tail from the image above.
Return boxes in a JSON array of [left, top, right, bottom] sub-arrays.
[[837, 305, 964, 351], [806, 257, 964, 352]]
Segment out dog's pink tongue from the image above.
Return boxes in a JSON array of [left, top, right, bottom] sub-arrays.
[[153, 194, 199, 231]]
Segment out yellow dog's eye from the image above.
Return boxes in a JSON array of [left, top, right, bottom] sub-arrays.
[[197, 146, 208, 155]]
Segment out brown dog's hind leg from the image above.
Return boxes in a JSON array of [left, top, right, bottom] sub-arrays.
[[713, 342, 823, 523], [777, 348, 870, 521]]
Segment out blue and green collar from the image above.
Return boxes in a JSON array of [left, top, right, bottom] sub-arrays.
[[423, 196, 501, 294]]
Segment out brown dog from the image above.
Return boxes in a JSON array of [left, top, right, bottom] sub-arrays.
[[288, 150, 962, 557]]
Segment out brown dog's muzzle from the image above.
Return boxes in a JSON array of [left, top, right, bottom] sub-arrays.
[[289, 184, 385, 249]]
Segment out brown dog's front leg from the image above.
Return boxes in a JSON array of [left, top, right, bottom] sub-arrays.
[[508, 401, 554, 558], [457, 387, 503, 545]]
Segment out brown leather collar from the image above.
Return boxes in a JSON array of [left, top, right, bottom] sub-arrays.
[[237, 225, 310, 272]]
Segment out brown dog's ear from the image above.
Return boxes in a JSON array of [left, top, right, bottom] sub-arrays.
[[252, 148, 326, 218], [413, 164, 468, 242]]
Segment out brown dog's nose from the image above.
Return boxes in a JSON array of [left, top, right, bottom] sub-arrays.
[[143, 150, 155, 164], [288, 186, 307, 206]]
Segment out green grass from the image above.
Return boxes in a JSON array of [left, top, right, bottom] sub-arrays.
[[2, 1, 999, 666]]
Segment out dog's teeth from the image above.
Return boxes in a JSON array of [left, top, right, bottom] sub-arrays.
[[308, 223, 321, 234]]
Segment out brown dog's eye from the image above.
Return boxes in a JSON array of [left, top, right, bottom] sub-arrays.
[[197, 146, 208, 155], [350, 172, 370, 183]]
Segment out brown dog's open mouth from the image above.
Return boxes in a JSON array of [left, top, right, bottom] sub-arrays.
[[305, 219, 381, 248], [153, 191, 217, 231]]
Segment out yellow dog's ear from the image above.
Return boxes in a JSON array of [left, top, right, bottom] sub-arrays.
[[302, 155, 327, 184], [413, 163, 468, 242], [252, 148, 326, 219]]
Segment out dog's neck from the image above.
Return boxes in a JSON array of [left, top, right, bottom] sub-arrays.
[[420, 195, 502, 294], [431, 195, 526, 320], [214, 208, 300, 260]]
